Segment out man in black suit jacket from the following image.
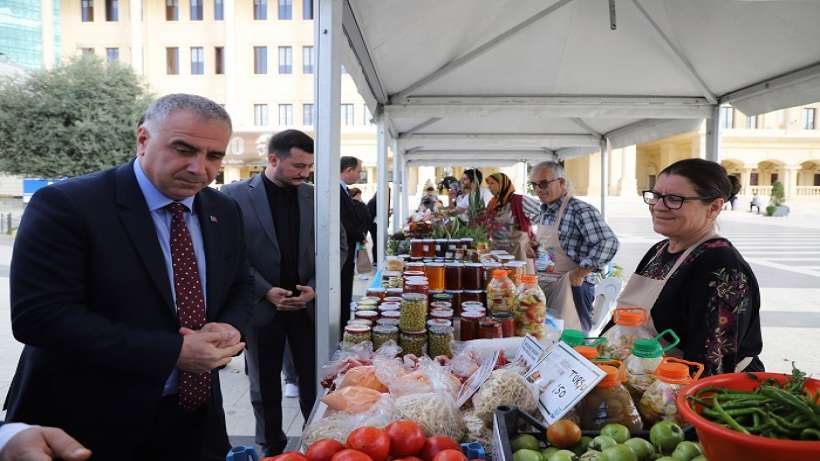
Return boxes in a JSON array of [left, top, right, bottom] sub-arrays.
[[339, 156, 370, 325], [3, 94, 252, 461]]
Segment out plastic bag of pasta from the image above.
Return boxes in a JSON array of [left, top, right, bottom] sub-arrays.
[[394, 391, 465, 440], [471, 368, 537, 424]]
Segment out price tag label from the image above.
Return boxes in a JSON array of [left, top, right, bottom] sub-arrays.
[[514, 334, 545, 371], [524, 341, 606, 425]]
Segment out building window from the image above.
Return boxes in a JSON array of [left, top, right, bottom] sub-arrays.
[[303, 0, 312, 19], [105, 0, 118, 21], [278, 46, 292, 74], [814, 173, 820, 187], [341, 104, 354, 126], [81, 0, 94, 22], [719, 106, 733, 129], [746, 114, 758, 129], [254, 104, 269, 126], [253, 46, 267, 74], [214, 47, 224, 74], [804, 108, 816, 130], [253, 0, 267, 19], [166, 0, 178, 20], [106, 47, 119, 63], [364, 104, 374, 125], [81, 47, 95, 56], [771, 173, 779, 184], [214, 0, 224, 19], [279, 104, 293, 126], [166, 47, 179, 74], [279, 0, 292, 19], [750, 173, 759, 186], [190, 0, 203, 20], [303, 103, 314, 126], [302, 46, 313, 74], [190, 47, 204, 74]]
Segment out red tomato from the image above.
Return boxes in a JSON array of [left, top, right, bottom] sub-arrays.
[[306, 439, 346, 461], [331, 449, 373, 461], [346, 427, 390, 461], [432, 450, 467, 461], [267, 452, 309, 461], [385, 420, 426, 456], [420, 436, 461, 461]]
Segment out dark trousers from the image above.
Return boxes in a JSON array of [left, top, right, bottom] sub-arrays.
[[245, 309, 316, 456], [340, 246, 356, 327], [369, 225, 378, 263], [571, 281, 596, 332], [135, 394, 229, 461]]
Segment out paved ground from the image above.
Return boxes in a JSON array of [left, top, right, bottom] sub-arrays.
[[0, 195, 818, 448]]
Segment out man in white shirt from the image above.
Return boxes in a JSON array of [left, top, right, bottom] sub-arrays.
[[0, 423, 90, 461]]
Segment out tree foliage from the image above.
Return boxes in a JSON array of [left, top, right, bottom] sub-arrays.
[[770, 180, 786, 206], [0, 55, 153, 178]]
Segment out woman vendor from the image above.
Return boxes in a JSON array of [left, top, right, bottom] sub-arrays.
[[454, 169, 488, 221], [484, 172, 540, 260], [616, 158, 763, 375]]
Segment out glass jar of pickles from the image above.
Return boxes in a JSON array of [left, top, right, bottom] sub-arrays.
[[400, 293, 427, 332], [343, 325, 371, 345], [459, 310, 485, 341], [372, 325, 399, 350], [400, 330, 427, 356], [504, 261, 528, 285], [513, 275, 547, 340], [486, 270, 516, 314], [482, 262, 502, 288], [428, 325, 454, 358], [426, 262, 445, 291]]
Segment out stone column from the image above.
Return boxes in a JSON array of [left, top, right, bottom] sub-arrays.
[[660, 143, 678, 171], [783, 165, 799, 199], [740, 167, 753, 196], [609, 147, 622, 195], [618, 145, 638, 197]]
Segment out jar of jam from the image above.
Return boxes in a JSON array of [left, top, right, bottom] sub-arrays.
[[355, 310, 379, 322], [431, 292, 452, 304], [422, 239, 436, 257], [343, 325, 372, 345], [366, 287, 386, 300], [435, 239, 448, 258], [372, 325, 399, 350], [445, 290, 463, 313], [410, 239, 425, 258], [426, 262, 445, 291], [494, 312, 515, 337], [428, 325, 455, 358], [405, 279, 429, 296], [462, 263, 484, 290], [430, 307, 454, 322], [459, 311, 485, 341], [444, 262, 463, 290], [479, 319, 503, 339], [446, 240, 459, 258], [461, 290, 483, 303], [399, 330, 427, 356]]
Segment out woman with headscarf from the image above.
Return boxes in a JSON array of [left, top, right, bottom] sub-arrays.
[[484, 172, 540, 260]]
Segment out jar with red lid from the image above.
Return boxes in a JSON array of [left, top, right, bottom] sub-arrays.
[[366, 287, 386, 300], [410, 239, 425, 258], [385, 288, 403, 298], [462, 263, 483, 290], [405, 280, 429, 296], [478, 319, 503, 339], [459, 311, 485, 341], [445, 290, 462, 313], [355, 310, 379, 322], [383, 296, 402, 304], [494, 312, 515, 337]]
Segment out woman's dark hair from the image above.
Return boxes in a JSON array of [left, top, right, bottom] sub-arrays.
[[463, 168, 483, 185], [659, 158, 741, 202]]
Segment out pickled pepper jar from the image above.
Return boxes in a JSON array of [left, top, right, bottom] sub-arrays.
[[486, 270, 515, 314], [601, 307, 652, 360], [560, 329, 606, 349], [624, 329, 680, 401], [638, 357, 703, 425], [577, 360, 643, 433], [512, 275, 547, 339]]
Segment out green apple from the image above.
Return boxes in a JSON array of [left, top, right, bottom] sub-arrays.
[[589, 435, 618, 452], [600, 424, 631, 444], [623, 437, 655, 461], [548, 449, 580, 461], [649, 421, 685, 455], [599, 445, 637, 461], [514, 448, 544, 461], [513, 434, 542, 452], [670, 441, 702, 461]]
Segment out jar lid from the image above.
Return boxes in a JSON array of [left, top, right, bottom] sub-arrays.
[[431, 293, 452, 301], [345, 325, 371, 333], [460, 237, 474, 241], [347, 319, 373, 327], [435, 238, 448, 242], [504, 261, 527, 268], [461, 301, 485, 309], [410, 238, 422, 242], [378, 302, 400, 311], [479, 319, 499, 328], [356, 311, 378, 318], [574, 346, 599, 361], [430, 301, 452, 309], [401, 292, 427, 301], [427, 262, 445, 267], [359, 296, 380, 304], [431, 308, 454, 318], [614, 307, 648, 326], [377, 318, 400, 327], [631, 338, 663, 358], [493, 312, 512, 319], [445, 262, 464, 267], [596, 364, 622, 389], [382, 271, 402, 277], [401, 329, 427, 336], [383, 296, 403, 303], [355, 304, 377, 311], [427, 319, 452, 328], [521, 275, 538, 284], [655, 362, 692, 384], [445, 290, 464, 294], [560, 329, 586, 347], [385, 288, 403, 294], [465, 263, 484, 268], [403, 270, 426, 277], [367, 287, 386, 293], [429, 325, 454, 334], [461, 311, 485, 320], [483, 261, 502, 267], [372, 325, 398, 334], [492, 269, 509, 279], [422, 238, 434, 242], [381, 310, 400, 319]]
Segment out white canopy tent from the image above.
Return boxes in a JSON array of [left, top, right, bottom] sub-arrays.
[[312, 0, 820, 375]]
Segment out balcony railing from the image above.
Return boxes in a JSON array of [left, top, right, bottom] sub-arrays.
[[796, 186, 820, 196], [749, 186, 772, 196]]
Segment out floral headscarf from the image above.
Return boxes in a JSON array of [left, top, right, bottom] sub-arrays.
[[486, 172, 515, 211]]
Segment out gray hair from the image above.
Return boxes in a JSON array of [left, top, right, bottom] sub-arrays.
[[141, 93, 232, 134], [531, 161, 566, 179]]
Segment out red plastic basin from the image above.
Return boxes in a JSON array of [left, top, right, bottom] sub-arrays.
[[677, 372, 820, 461]]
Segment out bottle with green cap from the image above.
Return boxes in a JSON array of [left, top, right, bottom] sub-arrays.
[[623, 329, 679, 401], [560, 328, 606, 349]]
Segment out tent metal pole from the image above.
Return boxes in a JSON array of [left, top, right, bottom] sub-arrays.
[[391, 140, 401, 233], [376, 113, 389, 268], [401, 158, 409, 227], [600, 137, 609, 222], [314, 0, 342, 391], [705, 105, 721, 163]]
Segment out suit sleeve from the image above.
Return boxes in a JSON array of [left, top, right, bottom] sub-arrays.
[[10, 186, 182, 379], [340, 195, 367, 243], [214, 200, 254, 338], [221, 185, 271, 302]]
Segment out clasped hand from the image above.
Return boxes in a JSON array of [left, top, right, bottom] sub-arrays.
[[266, 285, 315, 311], [176, 322, 244, 374]]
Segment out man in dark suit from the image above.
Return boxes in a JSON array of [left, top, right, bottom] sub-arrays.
[[339, 156, 370, 325], [222, 130, 343, 456], [4, 94, 252, 461]]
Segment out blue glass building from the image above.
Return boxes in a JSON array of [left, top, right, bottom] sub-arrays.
[[0, 0, 60, 69]]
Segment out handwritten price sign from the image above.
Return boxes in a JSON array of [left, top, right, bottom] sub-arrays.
[[524, 341, 606, 425]]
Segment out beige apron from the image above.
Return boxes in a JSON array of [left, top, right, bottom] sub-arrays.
[[536, 195, 582, 330], [617, 233, 754, 372]]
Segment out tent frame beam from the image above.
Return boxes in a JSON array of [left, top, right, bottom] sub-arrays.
[[719, 61, 820, 109], [341, 0, 388, 103]]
